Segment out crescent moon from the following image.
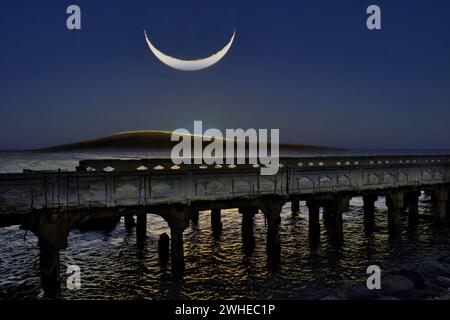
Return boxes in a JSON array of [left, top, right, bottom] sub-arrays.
[[144, 30, 235, 71]]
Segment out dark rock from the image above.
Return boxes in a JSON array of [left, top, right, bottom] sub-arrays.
[[335, 258, 450, 300], [391, 289, 440, 300], [382, 275, 415, 294], [345, 283, 380, 300], [441, 263, 450, 274], [423, 279, 445, 292], [436, 276, 450, 288], [415, 260, 450, 278], [391, 269, 425, 289], [437, 254, 450, 264]]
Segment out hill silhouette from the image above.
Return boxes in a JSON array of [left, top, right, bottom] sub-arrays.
[[38, 130, 344, 152]]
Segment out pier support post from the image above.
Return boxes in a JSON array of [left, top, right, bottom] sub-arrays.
[[324, 195, 349, 242], [211, 208, 222, 236], [432, 187, 448, 221], [363, 195, 377, 231], [22, 211, 73, 295], [124, 214, 135, 230], [158, 233, 170, 263], [404, 192, 420, 222], [307, 200, 321, 244], [170, 227, 185, 275], [239, 207, 258, 254], [259, 198, 284, 263], [163, 205, 191, 276], [386, 192, 403, 236], [291, 200, 300, 216], [39, 241, 60, 294], [136, 213, 147, 243], [191, 209, 200, 225]]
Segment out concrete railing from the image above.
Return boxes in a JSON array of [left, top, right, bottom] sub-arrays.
[[0, 155, 449, 215]]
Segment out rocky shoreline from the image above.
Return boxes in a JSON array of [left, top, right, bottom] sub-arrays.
[[324, 254, 450, 300]]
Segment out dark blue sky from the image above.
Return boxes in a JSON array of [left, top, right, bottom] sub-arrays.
[[0, 0, 449, 149]]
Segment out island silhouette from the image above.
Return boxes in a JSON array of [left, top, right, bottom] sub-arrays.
[[38, 130, 344, 152]]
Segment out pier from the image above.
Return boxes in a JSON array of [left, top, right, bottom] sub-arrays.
[[1, 154, 449, 293]]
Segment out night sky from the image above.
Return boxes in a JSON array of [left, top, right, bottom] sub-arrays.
[[0, 0, 449, 150]]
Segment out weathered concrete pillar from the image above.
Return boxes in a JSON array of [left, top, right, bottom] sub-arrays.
[[124, 214, 135, 230], [291, 200, 300, 216], [435, 200, 447, 220], [324, 195, 349, 242], [211, 208, 222, 235], [163, 205, 191, 276], [307, 200, 321, 244], [191, 209, 200, 225], [432, 187, 448, 221], [39, 241, 61, 294], [22, 211, 73, 295], [136, 213, 147, 243], [259, 198, 284, 263], [239, 207, 258, 254], [170, 228, 184, 274], [386, 192, 403, 236], [404, 192, 420, 222], [158, 233, 170, 263], [266, 214, 281, 262], [363, 195, 377, 231]]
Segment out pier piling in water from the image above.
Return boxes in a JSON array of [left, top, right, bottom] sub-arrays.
[[363, 195, 378, 231], [136, 213, 147, 243], [404, 192, 420, 222], [386, 192, 403, 236], [307, 201, 321, 244], [432, 186, 449, 221], [158, 233, 170, 262], [324, 195, 349, 243], [211, 208, 222, 236], [239, 207, 258, 254], [124, 214, 136, 230], [39, 242, 60, 294], [259, 198, 284, 263], [191, 209, 200, 225], [291, 200, 300, 216], [170, 228, 184, 275], [20, 211, 74, 295], [163, 205, 191, 276]]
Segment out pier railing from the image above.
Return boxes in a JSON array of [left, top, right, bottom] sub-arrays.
[[1, 155, 449, 215]]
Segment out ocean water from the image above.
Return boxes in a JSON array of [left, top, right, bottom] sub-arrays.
[[0, 151, 450, 300]]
